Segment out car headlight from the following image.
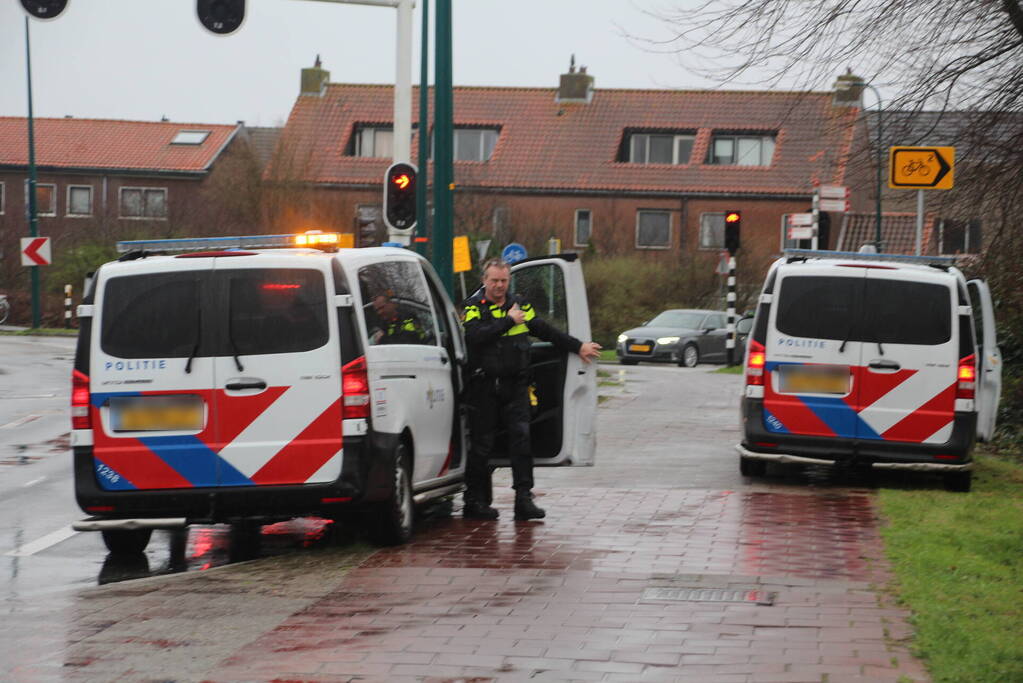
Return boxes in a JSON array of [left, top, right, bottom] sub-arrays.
[[617, 334, 628, 344], [656, 336, 680, 345]]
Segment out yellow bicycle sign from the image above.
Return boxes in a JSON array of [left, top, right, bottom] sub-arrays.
[[889, 146, 954, 190]]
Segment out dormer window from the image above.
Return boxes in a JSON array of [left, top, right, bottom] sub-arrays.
[[454, 128, 499, 162], [626, 132, 695, 165], [171, 130, 210, 145], [354, 126, 394, 158], [707, 134, 775, 166]]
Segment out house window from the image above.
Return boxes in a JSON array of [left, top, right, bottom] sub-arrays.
[[628, 133, 695, 165], [491, 206, 509, 235], [707, 134, 775, 166], [937, 219, 982, 254], [699, 213, 727, 250], [171, 130, 210, 145], [0, 182, 4, 215], [34, 183, 56, 216], [120, 187, 167, 219], [354, 126, 394, 158], [454, 128, 499, 161], [68, 185, 93, 217], [636, 210, 671, 249], [574, 210, 592, 247]]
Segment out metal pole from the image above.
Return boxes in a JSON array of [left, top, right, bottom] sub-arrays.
[[725, 255, 736, 366], [25, 18, 41, 329], [811, 187, 820, 250], [863, 83, 884, 251], [915, 189, 924, 255], [433, 0, 454, 296], [415, 0, 429, 257], [393, 0, 412, 164]]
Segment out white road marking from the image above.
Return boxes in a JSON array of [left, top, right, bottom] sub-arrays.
[[0, 414, 42, 429], [22, 476, 46, 488], [5, 525, 78, 557]]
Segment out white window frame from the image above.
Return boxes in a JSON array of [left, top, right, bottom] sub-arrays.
[[119, 186, 168, 220], [707, 134, 776, 166], [171, 130, 210, 145], [628, 133, 696, 165], [699, 212, 727, 250], [0, 181, 5, 215], [574, 209, 592, 247], [635, 210, 672, 250], [34, 182, 57, 216], [354, 126, 394, 158], [67, 184, 93, 218], [453, 128, 499, 162]]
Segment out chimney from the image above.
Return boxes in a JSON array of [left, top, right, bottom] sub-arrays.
[[556, 54, 594, 104], [301, 54, 330, 97], [832, 69, 864, 107]]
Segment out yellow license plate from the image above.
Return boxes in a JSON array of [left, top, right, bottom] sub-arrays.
[[629, 344, 651, 353], [780, 368, 849, 395], [110, 396, 203, 432]]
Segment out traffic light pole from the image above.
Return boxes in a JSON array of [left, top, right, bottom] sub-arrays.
[[725, 255, 736, 366], [414, 0, 429, 257], [24, 17, 41, 329], [433, 0, 454, 297]]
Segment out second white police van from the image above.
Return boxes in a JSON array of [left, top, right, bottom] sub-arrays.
[[738, 249, 1001, 492], [71, 233, 597, 554]]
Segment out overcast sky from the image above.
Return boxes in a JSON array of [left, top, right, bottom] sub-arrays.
[[0, 0, 795, 128]]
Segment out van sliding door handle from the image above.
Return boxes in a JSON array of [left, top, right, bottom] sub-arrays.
[[225, 380, 267, 391], [867, 360, 901, 371]]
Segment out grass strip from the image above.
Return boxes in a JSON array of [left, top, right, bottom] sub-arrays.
[[878, 454, 1023, 682], [0, 327, 78, 337], [714, 364, 743, 374]]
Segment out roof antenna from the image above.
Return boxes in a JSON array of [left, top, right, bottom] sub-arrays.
[[315, 53, 322, 68]]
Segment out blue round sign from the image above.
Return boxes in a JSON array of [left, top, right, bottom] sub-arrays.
[[501, 242, 528, 264]]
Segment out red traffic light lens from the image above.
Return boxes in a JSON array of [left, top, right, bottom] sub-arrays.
[[392, 173, 411, 190], [725, 211, 741, 223]]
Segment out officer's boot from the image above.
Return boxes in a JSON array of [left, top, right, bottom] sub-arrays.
[[514, 491, 546, 521], [463, 498, 499, 520]]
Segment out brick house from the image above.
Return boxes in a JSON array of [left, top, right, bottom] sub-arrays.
[[0, 117, 269, 314], [269, 60, 864, 275]]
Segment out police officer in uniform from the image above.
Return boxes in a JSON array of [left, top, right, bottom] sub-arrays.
[[462, 258, 601, 520], [370, 294, 426, 345]]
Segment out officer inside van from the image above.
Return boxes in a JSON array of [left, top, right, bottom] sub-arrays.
[[462, 258, 601, 521], [369, 293, 426, 345]]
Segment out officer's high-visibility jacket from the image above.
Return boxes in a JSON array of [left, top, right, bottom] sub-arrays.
[[462, 292, 582, 378]]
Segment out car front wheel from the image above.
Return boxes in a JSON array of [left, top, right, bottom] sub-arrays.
[[679, 344, 700, 368]]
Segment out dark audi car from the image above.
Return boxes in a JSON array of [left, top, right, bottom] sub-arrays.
[[616, 309, 750, 367]]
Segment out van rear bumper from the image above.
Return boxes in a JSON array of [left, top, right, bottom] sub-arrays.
[[740, 398, 977, 467], [73, 432, 398, 525]]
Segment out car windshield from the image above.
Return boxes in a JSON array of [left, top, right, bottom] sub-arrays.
[[647, 311, 706, 329]]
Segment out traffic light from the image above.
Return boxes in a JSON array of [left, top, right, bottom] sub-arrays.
[[724, 210, 741, 254], [196, 0, 246, 36], [20, 0, 68, 20], [384, 162, 418, 233]]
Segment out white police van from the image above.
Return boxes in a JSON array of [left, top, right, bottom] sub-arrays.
[[71, 233, 597, 553], [738, 249, 1001, 492]]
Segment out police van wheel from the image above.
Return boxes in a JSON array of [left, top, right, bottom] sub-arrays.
[[373, 441, 415, 546], [943, 470, 972, 493], [680, 344, 700, 368], [740, 456, 767, 477], [101, 529, 152, 555]]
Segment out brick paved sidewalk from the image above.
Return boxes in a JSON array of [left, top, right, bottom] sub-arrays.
[[202, 486, 927, 683]]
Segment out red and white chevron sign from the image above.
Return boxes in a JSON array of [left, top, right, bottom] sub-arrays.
[[21, 237, 52, 266]]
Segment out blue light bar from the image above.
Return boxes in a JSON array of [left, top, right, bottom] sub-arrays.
[[783, 249, 958, 267], [116, 234, 299, 254]]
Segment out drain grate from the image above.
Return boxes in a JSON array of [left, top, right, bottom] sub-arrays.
[[641, 587, 775, 605]]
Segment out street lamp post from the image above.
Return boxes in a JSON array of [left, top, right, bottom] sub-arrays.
[[24, 17, 41, 329], [856, 81, 884, 251]]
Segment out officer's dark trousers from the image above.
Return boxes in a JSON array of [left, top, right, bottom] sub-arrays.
[[465, 375, 533, 505]]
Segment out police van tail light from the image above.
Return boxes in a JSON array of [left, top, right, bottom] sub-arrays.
[[342, 356, 370, 419], [746, 340, 766, 386], [71, 369, 92, 429], [957, 354, 976, 399]]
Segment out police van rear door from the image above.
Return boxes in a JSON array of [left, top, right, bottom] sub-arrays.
[[209, 256, 343, 486], [508, 255, 597, 466], [967, 279, 1002, 441]]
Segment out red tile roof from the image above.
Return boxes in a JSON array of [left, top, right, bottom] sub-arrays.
[[837, 212, 937, 254], [0, 117, 239, 173], [276, 84, 860, 196]]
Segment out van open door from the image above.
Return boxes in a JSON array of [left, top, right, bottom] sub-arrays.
[[503, 254, 597, 466], [967, 279, 1002, 441]]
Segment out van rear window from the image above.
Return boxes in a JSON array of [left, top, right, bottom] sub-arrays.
[[225, 269, 328, 355], [777, 276, 951, 345], [101, 273, 200, 358]]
